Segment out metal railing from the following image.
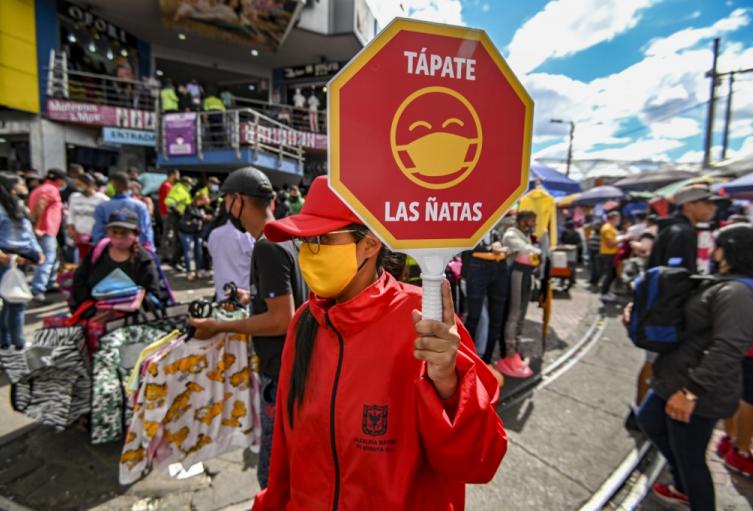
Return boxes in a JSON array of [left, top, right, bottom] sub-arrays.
[[234, 97, 327, 134], [161, 108, 304, 166], [46, 50, 159, 111]]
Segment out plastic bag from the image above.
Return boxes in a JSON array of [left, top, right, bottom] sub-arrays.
[[0, 256, 32, 304]]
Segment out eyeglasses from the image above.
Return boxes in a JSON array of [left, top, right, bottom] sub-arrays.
[[294, 229, 360, 254]]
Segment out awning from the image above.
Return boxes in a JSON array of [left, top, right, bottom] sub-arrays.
[[612, 170, 696, 191], [528, 163, 581, 197]]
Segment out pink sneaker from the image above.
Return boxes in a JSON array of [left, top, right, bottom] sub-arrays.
[[494, 355, 533, 379]]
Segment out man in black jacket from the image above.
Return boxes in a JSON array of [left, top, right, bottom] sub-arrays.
[[648, 184, 719, 272]]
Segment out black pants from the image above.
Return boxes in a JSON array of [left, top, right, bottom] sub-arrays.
[[599, 254, 617, 295], [588, 249, 600, 285], [637, 391, 717, 510], [463, 258, 509, 363]]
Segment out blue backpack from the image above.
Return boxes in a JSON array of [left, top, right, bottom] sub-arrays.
[[628, 266, 753, 352]]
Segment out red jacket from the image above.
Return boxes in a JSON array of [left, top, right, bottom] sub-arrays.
[[253, 272, 507, 510], [158, 180, 173, 217]]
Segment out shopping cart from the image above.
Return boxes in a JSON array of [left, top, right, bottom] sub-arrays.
[[551, 244, 578, 291]]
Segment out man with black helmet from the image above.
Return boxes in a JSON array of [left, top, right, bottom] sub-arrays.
[[188, 166, 305, 489]]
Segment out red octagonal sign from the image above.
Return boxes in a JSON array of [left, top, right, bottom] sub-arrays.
[[328, 18, 534, 250]]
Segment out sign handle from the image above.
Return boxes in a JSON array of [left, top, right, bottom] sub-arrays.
[[407, 250, 457, 322]]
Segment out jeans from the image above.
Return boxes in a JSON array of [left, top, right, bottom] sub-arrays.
[[31, 234, 59, 296], [599, 254, 617, 295], [178, 232, 202, 273], [463, 259, 509, 363], [0, 266, 27, 348], [258, 375, 277, 489], [503, 264, 534, 356], [637, 391, 717, 510]]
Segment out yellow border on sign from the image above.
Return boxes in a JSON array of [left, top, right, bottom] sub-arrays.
[[327, 17, 534, 250]]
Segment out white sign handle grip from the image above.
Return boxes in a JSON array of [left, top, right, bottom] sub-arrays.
[[409, 250, 456, 322], [421, 273, 444, 322]]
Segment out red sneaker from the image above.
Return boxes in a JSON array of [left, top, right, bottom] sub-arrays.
[[716, 435, 732, 458], [725, 448, 753, 477], [652, 483, 689, 506]]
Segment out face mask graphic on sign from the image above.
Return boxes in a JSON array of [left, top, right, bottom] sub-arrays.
[[391, 86, 482, 190]]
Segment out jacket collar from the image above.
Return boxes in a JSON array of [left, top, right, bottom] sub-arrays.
[[308, 271, 402, 338]]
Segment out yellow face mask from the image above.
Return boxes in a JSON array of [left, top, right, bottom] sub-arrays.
[[298, 242, 359, 298], [398, 132, 478, 177]]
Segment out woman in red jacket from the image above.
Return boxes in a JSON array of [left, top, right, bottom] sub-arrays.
[[254, 176, 506, 510]]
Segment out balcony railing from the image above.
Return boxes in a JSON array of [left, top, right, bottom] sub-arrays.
[[46, 50, 159, 111], [234, 97, 327, 135], [159, 108, 305, 166]]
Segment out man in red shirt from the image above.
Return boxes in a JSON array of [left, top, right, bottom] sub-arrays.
[[29, 168, 66, 302], [158, 169, 179, 218]]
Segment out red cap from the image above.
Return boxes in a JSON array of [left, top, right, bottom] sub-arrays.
[[264, 176, 363, 242]]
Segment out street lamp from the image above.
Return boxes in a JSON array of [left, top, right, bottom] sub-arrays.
[[550, 118, 575, 177]]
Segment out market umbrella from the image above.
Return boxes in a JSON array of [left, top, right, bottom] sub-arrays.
[[557, 193, 580, 207], [528, 163, 581, 197], [572, 185, 624, 206], [654, 176, 723, 199], [716, 171, 753, 199], [612, 170, 696, 191]]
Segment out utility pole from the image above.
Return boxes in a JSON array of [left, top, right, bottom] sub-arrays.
[[550, 118, 575, 177], [722, 71, 734, 161], [702, 38, 720, 168]]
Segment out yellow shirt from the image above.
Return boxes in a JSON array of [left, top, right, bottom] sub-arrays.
[[600, 223, 619, 255]]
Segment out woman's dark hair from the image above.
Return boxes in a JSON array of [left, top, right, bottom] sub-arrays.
[[716, 223, 753, 277], [287, 224, 389, 427], [0, 173, 24, 223]]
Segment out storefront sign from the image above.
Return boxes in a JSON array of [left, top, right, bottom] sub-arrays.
[[62, 1, 129, 43], [47, 99, 156, 130], [102, 127, 155, 147], [282, 61, 343, 81], [240, 124, 327, 151], [163, 113, 197, 156]]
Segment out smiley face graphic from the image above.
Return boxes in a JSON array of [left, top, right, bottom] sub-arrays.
[[390, 86, 483, 190]]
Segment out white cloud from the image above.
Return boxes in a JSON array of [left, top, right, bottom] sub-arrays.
[[366, 0, 465, 29], [481, 3, 490, 13], [506, 0, 657, 75], [644, 8, 750, 57], [649, 117, 701, 139], [677, 149, 705, 163], [528, 8, 753, 164]]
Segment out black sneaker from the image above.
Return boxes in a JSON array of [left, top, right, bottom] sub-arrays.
[[625, 407, 642, 433]]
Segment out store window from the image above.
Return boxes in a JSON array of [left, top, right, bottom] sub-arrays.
[[58, 1, 141, 79]]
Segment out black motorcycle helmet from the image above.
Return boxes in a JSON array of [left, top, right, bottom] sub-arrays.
[[715, 223, 753, 276]]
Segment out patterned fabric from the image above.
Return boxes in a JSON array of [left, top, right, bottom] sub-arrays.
[[91, 325, 167, 445], [5, 326, 91, 430], [119, 331, 260, 484]]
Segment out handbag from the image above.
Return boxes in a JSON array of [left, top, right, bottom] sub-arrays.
[[92, 268, 140, 299], [0, 256, 32, 304]]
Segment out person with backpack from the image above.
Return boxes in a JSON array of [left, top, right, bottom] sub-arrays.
[[628, 186, 722, 429], [187, 167, 306, 489], [246, 176, 506, 510], [634, 223, 753, 509], [72, 210, 167, 312]]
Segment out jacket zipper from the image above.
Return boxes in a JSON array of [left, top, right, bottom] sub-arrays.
[[326, 312, 344, 511]]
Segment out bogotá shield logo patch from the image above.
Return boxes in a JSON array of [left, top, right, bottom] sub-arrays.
[[362, 404, 388, 436]]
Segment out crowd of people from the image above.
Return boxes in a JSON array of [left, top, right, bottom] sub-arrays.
[[2, 163, 753, 509]]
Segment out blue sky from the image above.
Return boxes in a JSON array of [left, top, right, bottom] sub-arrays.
[[367, 0, 753, 178]]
